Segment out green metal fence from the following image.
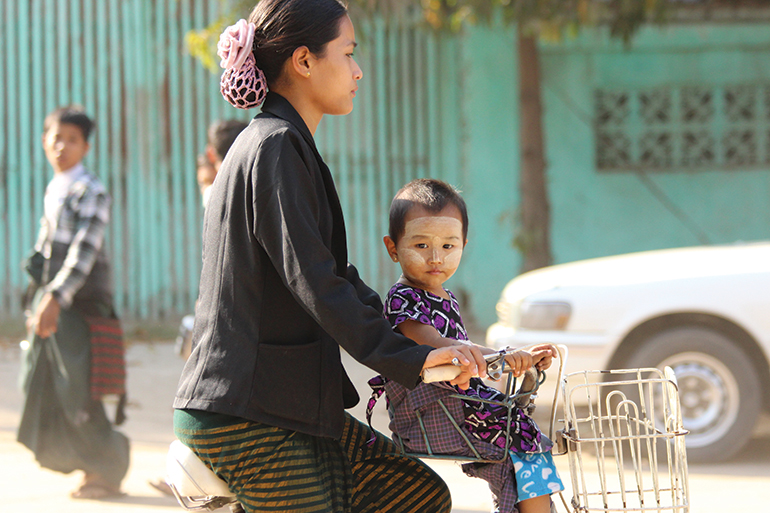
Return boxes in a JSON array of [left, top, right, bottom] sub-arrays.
[[0, 1, 463, 322]]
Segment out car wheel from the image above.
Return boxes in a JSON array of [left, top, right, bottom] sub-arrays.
[[623, 326, 760, 463]]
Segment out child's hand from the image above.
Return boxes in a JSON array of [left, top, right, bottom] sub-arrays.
[[504, 351, 534, 377], [529, 344, 557, 371]]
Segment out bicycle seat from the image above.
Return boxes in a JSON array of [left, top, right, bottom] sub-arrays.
[[166, 440, 235, 499]]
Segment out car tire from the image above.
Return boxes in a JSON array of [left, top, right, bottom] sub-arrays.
[[623, 326, 760, 463]]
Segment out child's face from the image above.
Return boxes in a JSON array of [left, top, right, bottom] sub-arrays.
[[42, 122, 90, 173], [384, 205, 467, 296], [197, 161, 218, 208], [197, 162, 217, 194]]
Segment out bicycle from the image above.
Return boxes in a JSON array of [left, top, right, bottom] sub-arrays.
[[165, 345, 690, 512]]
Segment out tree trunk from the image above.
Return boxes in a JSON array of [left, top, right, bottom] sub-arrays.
[[517, 31, 552, 274]]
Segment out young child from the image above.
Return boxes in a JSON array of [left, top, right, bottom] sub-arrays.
[[176, 119, 248, 359], [18, 105, 129, 499], [368, 178, 564, 513], [156, 119, 249, 495], [198, 119, 248, 208], [196, 153, 217, 208]]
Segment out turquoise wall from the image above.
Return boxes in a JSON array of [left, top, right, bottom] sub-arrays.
[[450, 24, 520, 331], [0, 0, 253, 321], [0, 4, 487, 325], [2, 2, 769, 332], [541, 24, 770, 266], [451, 22, 770, 329]]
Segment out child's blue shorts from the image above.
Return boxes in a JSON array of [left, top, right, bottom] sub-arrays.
[[510, 451, 565, 501]]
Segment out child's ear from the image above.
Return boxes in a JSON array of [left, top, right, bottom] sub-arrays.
[[383, 236, 398, 263], [205, 145, 218, 166], [463, 238, 468, 248]]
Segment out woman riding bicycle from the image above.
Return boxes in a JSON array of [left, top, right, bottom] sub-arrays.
[[172, 1, 486, 511]]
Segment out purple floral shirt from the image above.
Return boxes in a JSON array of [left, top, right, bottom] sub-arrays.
[[385, 284, 469, 341]]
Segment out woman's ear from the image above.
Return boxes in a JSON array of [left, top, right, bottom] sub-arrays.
[[290, 46, 313, 78], [383, 236, 398, 262]]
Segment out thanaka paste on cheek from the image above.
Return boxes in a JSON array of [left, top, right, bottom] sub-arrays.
[[395, 215, 465, 291], [398, 248, 426, 268], [443, 247, 462, 267]]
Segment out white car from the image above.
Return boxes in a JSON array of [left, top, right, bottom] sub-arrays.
[[486, 241, 770, 463]]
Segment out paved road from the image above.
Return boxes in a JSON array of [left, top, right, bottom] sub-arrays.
[[1, 339, 769, 512]]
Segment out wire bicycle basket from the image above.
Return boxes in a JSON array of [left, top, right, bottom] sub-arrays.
[[556, 367, 690, 513]]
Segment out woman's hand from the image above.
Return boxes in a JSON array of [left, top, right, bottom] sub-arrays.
[[423, 344, 487, 389]]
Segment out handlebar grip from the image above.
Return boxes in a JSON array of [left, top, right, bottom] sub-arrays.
[[422, 364, 462, 383]]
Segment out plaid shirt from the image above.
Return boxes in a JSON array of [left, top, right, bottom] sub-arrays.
[[34, 169, 113, 309]]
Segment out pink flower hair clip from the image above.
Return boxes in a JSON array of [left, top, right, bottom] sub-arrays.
[[217, 19, 267, 109]]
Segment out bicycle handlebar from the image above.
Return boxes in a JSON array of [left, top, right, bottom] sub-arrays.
[[422, 364, 463, 382], [422, 351, 542, 384]]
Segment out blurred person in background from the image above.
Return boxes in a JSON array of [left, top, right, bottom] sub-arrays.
[[174, 119, 248, 361], [152, 119, 248, 496], [199, 119, 248, 209], [19, 105, 129, 500]]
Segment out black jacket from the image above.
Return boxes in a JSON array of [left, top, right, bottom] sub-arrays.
[[174, 93, 432, 439]]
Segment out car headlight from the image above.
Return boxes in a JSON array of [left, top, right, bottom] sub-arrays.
[[518, 301, 571, 330]]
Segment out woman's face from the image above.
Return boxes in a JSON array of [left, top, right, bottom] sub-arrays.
[[307, 15, 362, 116]]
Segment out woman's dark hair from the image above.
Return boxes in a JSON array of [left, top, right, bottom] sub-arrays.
[[249, 0, 348, 85], [43, 105, 95, 141], [388, 179, 469, 244]]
